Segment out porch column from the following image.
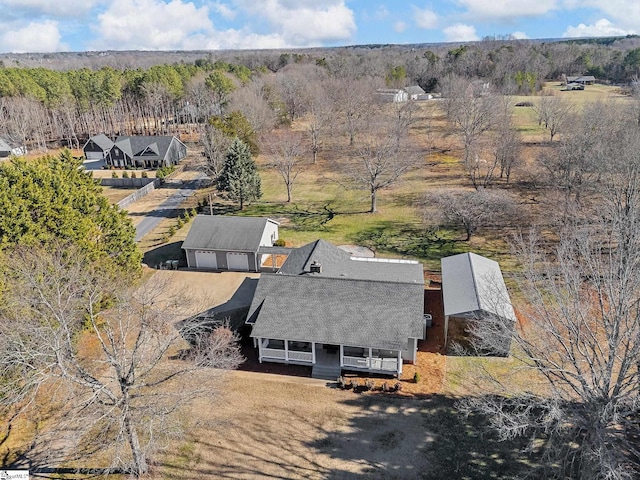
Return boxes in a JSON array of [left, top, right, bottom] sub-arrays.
[[312, 342, 316, 364], [339, 345, 344, 367], [368, 347, 373, 370], [397, 350, 402, 376], [257, 338, 263, 363], [284, 339, 289, 362]]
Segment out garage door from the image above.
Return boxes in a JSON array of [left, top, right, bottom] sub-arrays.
[[85, 151, 105, 160], [227, 252, 249, 271], [195, 250, 218, 269]]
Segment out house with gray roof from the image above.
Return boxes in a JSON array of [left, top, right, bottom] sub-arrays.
[[0, 137, 26, 158], [403, 85, 429, 100], [246, 239, 425, 378], [441, 252, 516, 355], [182, 215, 279, 272], [83, 134, 187, 169]]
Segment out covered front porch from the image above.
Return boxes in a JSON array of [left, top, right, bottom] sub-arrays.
[[255, 338, 402, 376]]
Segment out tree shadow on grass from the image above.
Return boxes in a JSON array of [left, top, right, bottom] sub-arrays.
[[155, 393, 543, 480], [352, 223, 467, 263], [307, 394, 541, 480]]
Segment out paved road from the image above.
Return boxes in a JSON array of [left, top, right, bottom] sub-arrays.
[[134, 175, 207, 241]]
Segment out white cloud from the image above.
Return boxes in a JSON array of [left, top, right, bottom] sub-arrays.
[[233, 0, 356, 46], [0, 0, 101, 17], [394, 21, 407, 33], [563, 18, 635, 37], [443, 23, 479, 42], [211, 1, 236, 20], [90, 0, 215, 50], [456, 0, 557, 20], [563, 1, 640, 33], [0, 19, 66, 53], [413, 7, 438, 29], [511, 31, 529, 39]]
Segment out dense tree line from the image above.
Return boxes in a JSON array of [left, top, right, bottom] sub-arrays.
[[3, 36, 640, 155]]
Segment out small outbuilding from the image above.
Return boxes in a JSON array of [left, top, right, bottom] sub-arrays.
[[182, 215, 279, 272], [0, 137, 26, 158], [441, 252, 516, 355]]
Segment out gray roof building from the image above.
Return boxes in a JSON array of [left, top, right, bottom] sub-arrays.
[[182, 215, 279, 272], [83, 134, 187, 168], [247, 274, 424, 351], [441, 252, 516, 353], [246, 240, 425, 376]]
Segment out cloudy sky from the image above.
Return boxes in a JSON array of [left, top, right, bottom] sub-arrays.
[[0, 0, 637, 54]]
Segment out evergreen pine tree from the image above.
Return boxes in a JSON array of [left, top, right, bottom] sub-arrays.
[[217, 138, 262, 209]]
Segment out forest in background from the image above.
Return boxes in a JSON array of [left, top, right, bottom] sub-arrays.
[[3, 35, 640, 153]]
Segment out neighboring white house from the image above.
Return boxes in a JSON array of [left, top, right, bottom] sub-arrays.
[[182, 215, 279, 272], [404, 85, 429, 100], [441, 252, 516, 355], [375, 88, 408, 103]]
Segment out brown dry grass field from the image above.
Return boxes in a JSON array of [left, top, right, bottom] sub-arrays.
[[1, 84, 629, 478]]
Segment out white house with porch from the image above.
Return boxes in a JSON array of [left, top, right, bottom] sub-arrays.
[[245, 240, 424, 379]]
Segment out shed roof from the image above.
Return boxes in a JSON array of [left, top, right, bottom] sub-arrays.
[[441, 252, 516, 322], [404, 85, 426, 95], [182, 215, 278, 253], [247, 274, 424, 350]]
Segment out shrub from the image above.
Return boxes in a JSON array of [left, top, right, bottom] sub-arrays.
[[394, 381, 402, 392], [190, 208, 198, 218], [141, 171, 148, 178], [111, 171, 118, 178], [176, 218, 185, 229], [273, 238, 286, 247], [413, 372, 420, 384], [122, 171, 129, 179], [168, 226, 176, 237], [337, 376, 345, 389], [156, 165, 176, 180], [130, 171, 137, 178], [365, 380, 374, 391], [382, 382, 389, 392]]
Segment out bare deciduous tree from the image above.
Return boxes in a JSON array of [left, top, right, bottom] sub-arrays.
[[341, 131, 419, 213], [0, 244, 241, 476], [459, 121, 640, 479], [533, 93, 573, 142], [427, 188, 519, 240], [199, 124, 233, 181], [444, 76, 498, 188], [264, 131, 306, 203]]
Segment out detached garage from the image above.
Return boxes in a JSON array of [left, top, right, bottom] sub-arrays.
[[182, 215, 279, 272]]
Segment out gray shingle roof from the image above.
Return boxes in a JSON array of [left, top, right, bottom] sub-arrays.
[[278, 239, 424, 283], [114, 135, 178, 162], [182, 215, 275, 252], [0, 137, 12, 153], [84, 134, 114, 151], [247, 274, 424, 350], [404, 85, 426, 95]]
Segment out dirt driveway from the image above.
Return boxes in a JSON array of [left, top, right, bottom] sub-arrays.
[[150, 269, 260, 317]]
